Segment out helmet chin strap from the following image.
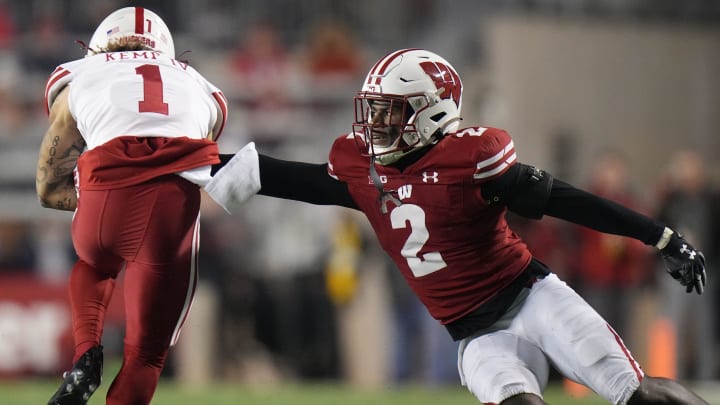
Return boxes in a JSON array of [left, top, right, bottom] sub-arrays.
[[369, 156, 402, 214]]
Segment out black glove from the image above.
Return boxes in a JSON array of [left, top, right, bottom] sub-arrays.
[[660, 231, 707, 294]]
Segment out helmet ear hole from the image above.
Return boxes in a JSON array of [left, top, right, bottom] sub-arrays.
[[405, 103, 415, 119], [430, 112, 446, 122]]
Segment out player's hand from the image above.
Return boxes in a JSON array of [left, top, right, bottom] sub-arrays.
[[660, 231, 706, 294]]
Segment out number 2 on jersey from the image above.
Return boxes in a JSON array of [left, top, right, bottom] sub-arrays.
[[391, 204, 447, 277], [135, 64, 169, 115]]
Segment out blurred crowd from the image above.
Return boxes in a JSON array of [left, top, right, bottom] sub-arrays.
[[0, 0, 718, 389]]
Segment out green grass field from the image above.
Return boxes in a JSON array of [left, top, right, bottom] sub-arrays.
[[9, 378, 720, 404], [5, 360, 717, 404], [1, 379, 608, 405]]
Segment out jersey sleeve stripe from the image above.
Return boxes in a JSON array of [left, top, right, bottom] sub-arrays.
[[211, 91, 228, 140], [475, 140, 514, 170], [473, 152, 517, 180], [49, 66, 64, 77], [327, 161, 339, 179], [474, 136, 516, 180], [44, 68, 71, 114]]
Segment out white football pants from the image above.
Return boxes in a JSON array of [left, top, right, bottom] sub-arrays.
[[458, 274, 643, 405]]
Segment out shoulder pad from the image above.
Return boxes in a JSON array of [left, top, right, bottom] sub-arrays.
[[44, 65, 74, 115], [328, 133, 368, 182], [470, 127, 516, 182], [210, 90, 228, 140], [447, 126, 517, 182], [44, 58, 90, 115]]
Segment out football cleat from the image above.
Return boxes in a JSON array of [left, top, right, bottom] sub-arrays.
[[47, 345, 103, 405]]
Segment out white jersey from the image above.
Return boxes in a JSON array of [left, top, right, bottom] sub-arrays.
[[44, 51, 228, 150]]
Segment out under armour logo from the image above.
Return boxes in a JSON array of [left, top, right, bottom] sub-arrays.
[[680, 244, 697, 260], [422, 171, 439, 183]]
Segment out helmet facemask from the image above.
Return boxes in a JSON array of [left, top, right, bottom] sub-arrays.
[[353, 49, 464, 166], [353, 92, 445, 166]]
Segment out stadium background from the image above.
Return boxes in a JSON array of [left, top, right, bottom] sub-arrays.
[[0, 0, 719, 403]]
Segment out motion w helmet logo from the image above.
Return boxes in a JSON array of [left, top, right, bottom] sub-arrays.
[[419, 61, 461, 106]]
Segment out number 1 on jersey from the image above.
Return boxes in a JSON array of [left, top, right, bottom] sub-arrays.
[[135, 64, 169, 115]]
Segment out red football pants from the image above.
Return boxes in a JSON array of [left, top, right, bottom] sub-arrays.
[[70, 175, 201, 405]]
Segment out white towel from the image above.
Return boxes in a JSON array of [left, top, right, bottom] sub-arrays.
[[203, 142, 261, 214]]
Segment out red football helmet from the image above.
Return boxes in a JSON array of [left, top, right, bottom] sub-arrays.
[[353, 49, 463, 165]]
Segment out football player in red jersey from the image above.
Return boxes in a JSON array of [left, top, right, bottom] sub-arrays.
[[209, 48, 707, 404], [36, 7, 258, 405]]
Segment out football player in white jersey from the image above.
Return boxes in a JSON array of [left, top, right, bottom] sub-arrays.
[[36, 7, 258, 405], [208, 49, 708, 404]]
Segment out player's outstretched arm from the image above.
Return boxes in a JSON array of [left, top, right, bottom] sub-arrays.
[[483, 163, 707, 294], [209, 152, 358, 210], [256, 154, 358, 208], [545, 179, 707, 294], [36, 86, 85, 211]]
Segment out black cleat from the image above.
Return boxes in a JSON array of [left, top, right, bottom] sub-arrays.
[[47, 345, 103, 405]]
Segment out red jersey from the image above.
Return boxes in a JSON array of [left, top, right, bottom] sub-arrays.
[[328, 126, 532, 324]]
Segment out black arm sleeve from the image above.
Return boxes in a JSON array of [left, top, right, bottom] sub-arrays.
[[481, 162, 666, 246], [481, 163, 553, 219], [544, 179, 665, 246], [255, 154, 359, 209]]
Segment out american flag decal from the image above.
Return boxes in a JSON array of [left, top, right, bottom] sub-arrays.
[[106, 26, 119, 36]]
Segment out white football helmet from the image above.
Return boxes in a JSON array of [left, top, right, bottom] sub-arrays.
[[87, 7, 175, 57], [353, 48, 463, 165]]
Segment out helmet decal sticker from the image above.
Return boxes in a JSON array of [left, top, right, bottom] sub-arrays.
[[367, 48, 419, 86], [135, 7, 145, 34], [419, 61, 461, 106]]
